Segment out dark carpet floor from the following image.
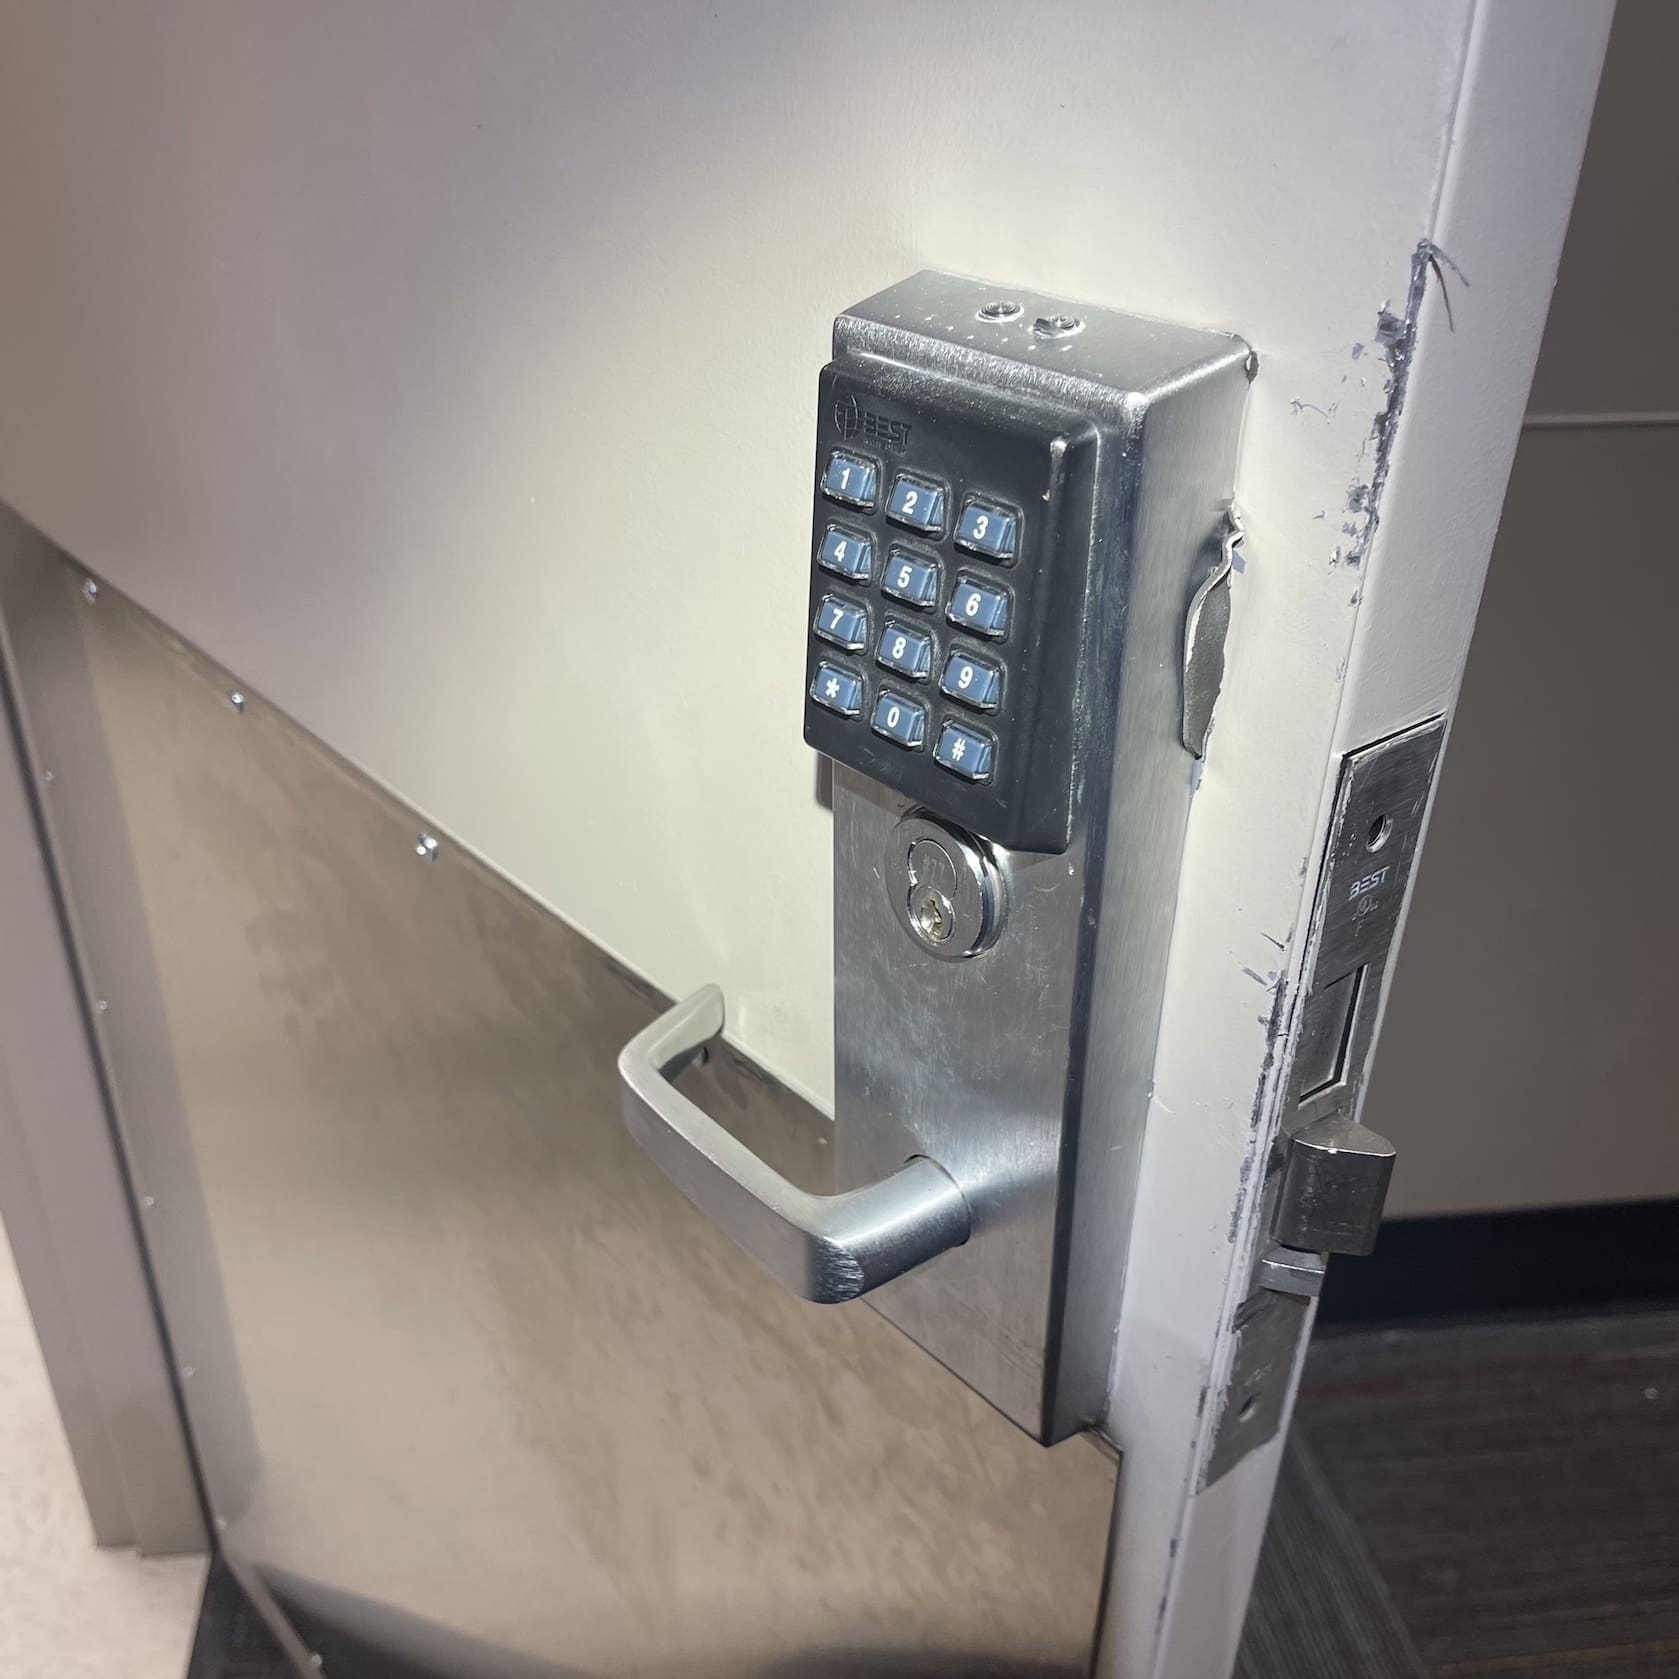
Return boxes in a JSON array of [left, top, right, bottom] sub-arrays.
[[1239, 1309, 1679, 1678]]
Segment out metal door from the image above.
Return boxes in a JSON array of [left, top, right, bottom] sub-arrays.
[[0, 4, 1611, 1676]]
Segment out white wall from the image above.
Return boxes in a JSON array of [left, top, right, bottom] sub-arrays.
[[0, 0, 1480, 1112]]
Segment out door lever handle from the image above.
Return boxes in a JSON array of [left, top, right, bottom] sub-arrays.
[[618, 986, 970, 1303]]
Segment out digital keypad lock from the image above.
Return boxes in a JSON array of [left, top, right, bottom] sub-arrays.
[[802, 274, 1248, 856], [803, 365, 1100, 853]]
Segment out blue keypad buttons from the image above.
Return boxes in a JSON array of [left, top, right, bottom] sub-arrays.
[[871, 689, 928, 750], [885, 473, 947, 536], [939, 649, 1002, 711], [947, 575, 1011, 639], [814, 593, 869, 652], [822, 450, 879, 510], [935, 720, 996, 782], [809, 660, 864, 718], [818, 524, 873, 583], [881, 549, 940, 610], [954, 498, 1019, 563], [876, 620, 934, 682]]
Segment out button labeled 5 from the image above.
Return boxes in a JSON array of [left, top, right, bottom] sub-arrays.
[[882, 549, 940, 610]]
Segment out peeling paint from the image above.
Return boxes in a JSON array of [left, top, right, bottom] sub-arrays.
[[1338, 239, 1467, 571]]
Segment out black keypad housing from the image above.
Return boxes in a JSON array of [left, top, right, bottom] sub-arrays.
[[804, 360, 1101, 852]]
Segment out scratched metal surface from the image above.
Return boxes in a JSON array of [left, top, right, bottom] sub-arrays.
[[21, 564, 1117, 1678]]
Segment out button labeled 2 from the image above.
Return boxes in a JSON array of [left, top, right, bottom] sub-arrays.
[[948, 576, 1011, 639], [814, 594, 869, 652], [886, 474, 947, 536], [877, 621, 934, 681], [872, 689, 928, 750]]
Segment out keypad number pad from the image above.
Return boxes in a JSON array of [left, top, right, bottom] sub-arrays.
[[805, 374, 1070, 848]]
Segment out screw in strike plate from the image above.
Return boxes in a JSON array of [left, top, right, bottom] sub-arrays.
[[1032, 313, 1084, 339], [80, 577, 99, 603], [415, 833, 440, 862], [976, 299, 1022, 323]]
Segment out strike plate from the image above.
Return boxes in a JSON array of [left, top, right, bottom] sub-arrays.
[[1204, 715, 1446, 1487]]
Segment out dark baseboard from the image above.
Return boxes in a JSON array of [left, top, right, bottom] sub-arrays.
[[1318, 1198, 1679, 1324]]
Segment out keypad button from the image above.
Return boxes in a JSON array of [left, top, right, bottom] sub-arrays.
[[881, 549, 940, 610], [885, 474, 946, 536], [818, 524, 873, 583], [955, 498, 1019, 562], [809, 660, 864, 717], [935, 720, 996, 782], [814, 593, 869, 652], [822, 450, 879, 510], [939, 649, 1002, 711], [871, 689, 928, 750], [876, 620, 934, 682], [947, 576, 1011, 639]]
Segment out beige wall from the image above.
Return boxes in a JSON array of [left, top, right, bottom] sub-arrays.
[[1370, 0, 1679, 1216]]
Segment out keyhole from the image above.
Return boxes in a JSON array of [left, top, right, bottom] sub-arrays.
[[913, 888, 955, 944]]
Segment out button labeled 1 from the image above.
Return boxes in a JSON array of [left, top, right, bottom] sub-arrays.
[[822, 450, 878, 510]]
